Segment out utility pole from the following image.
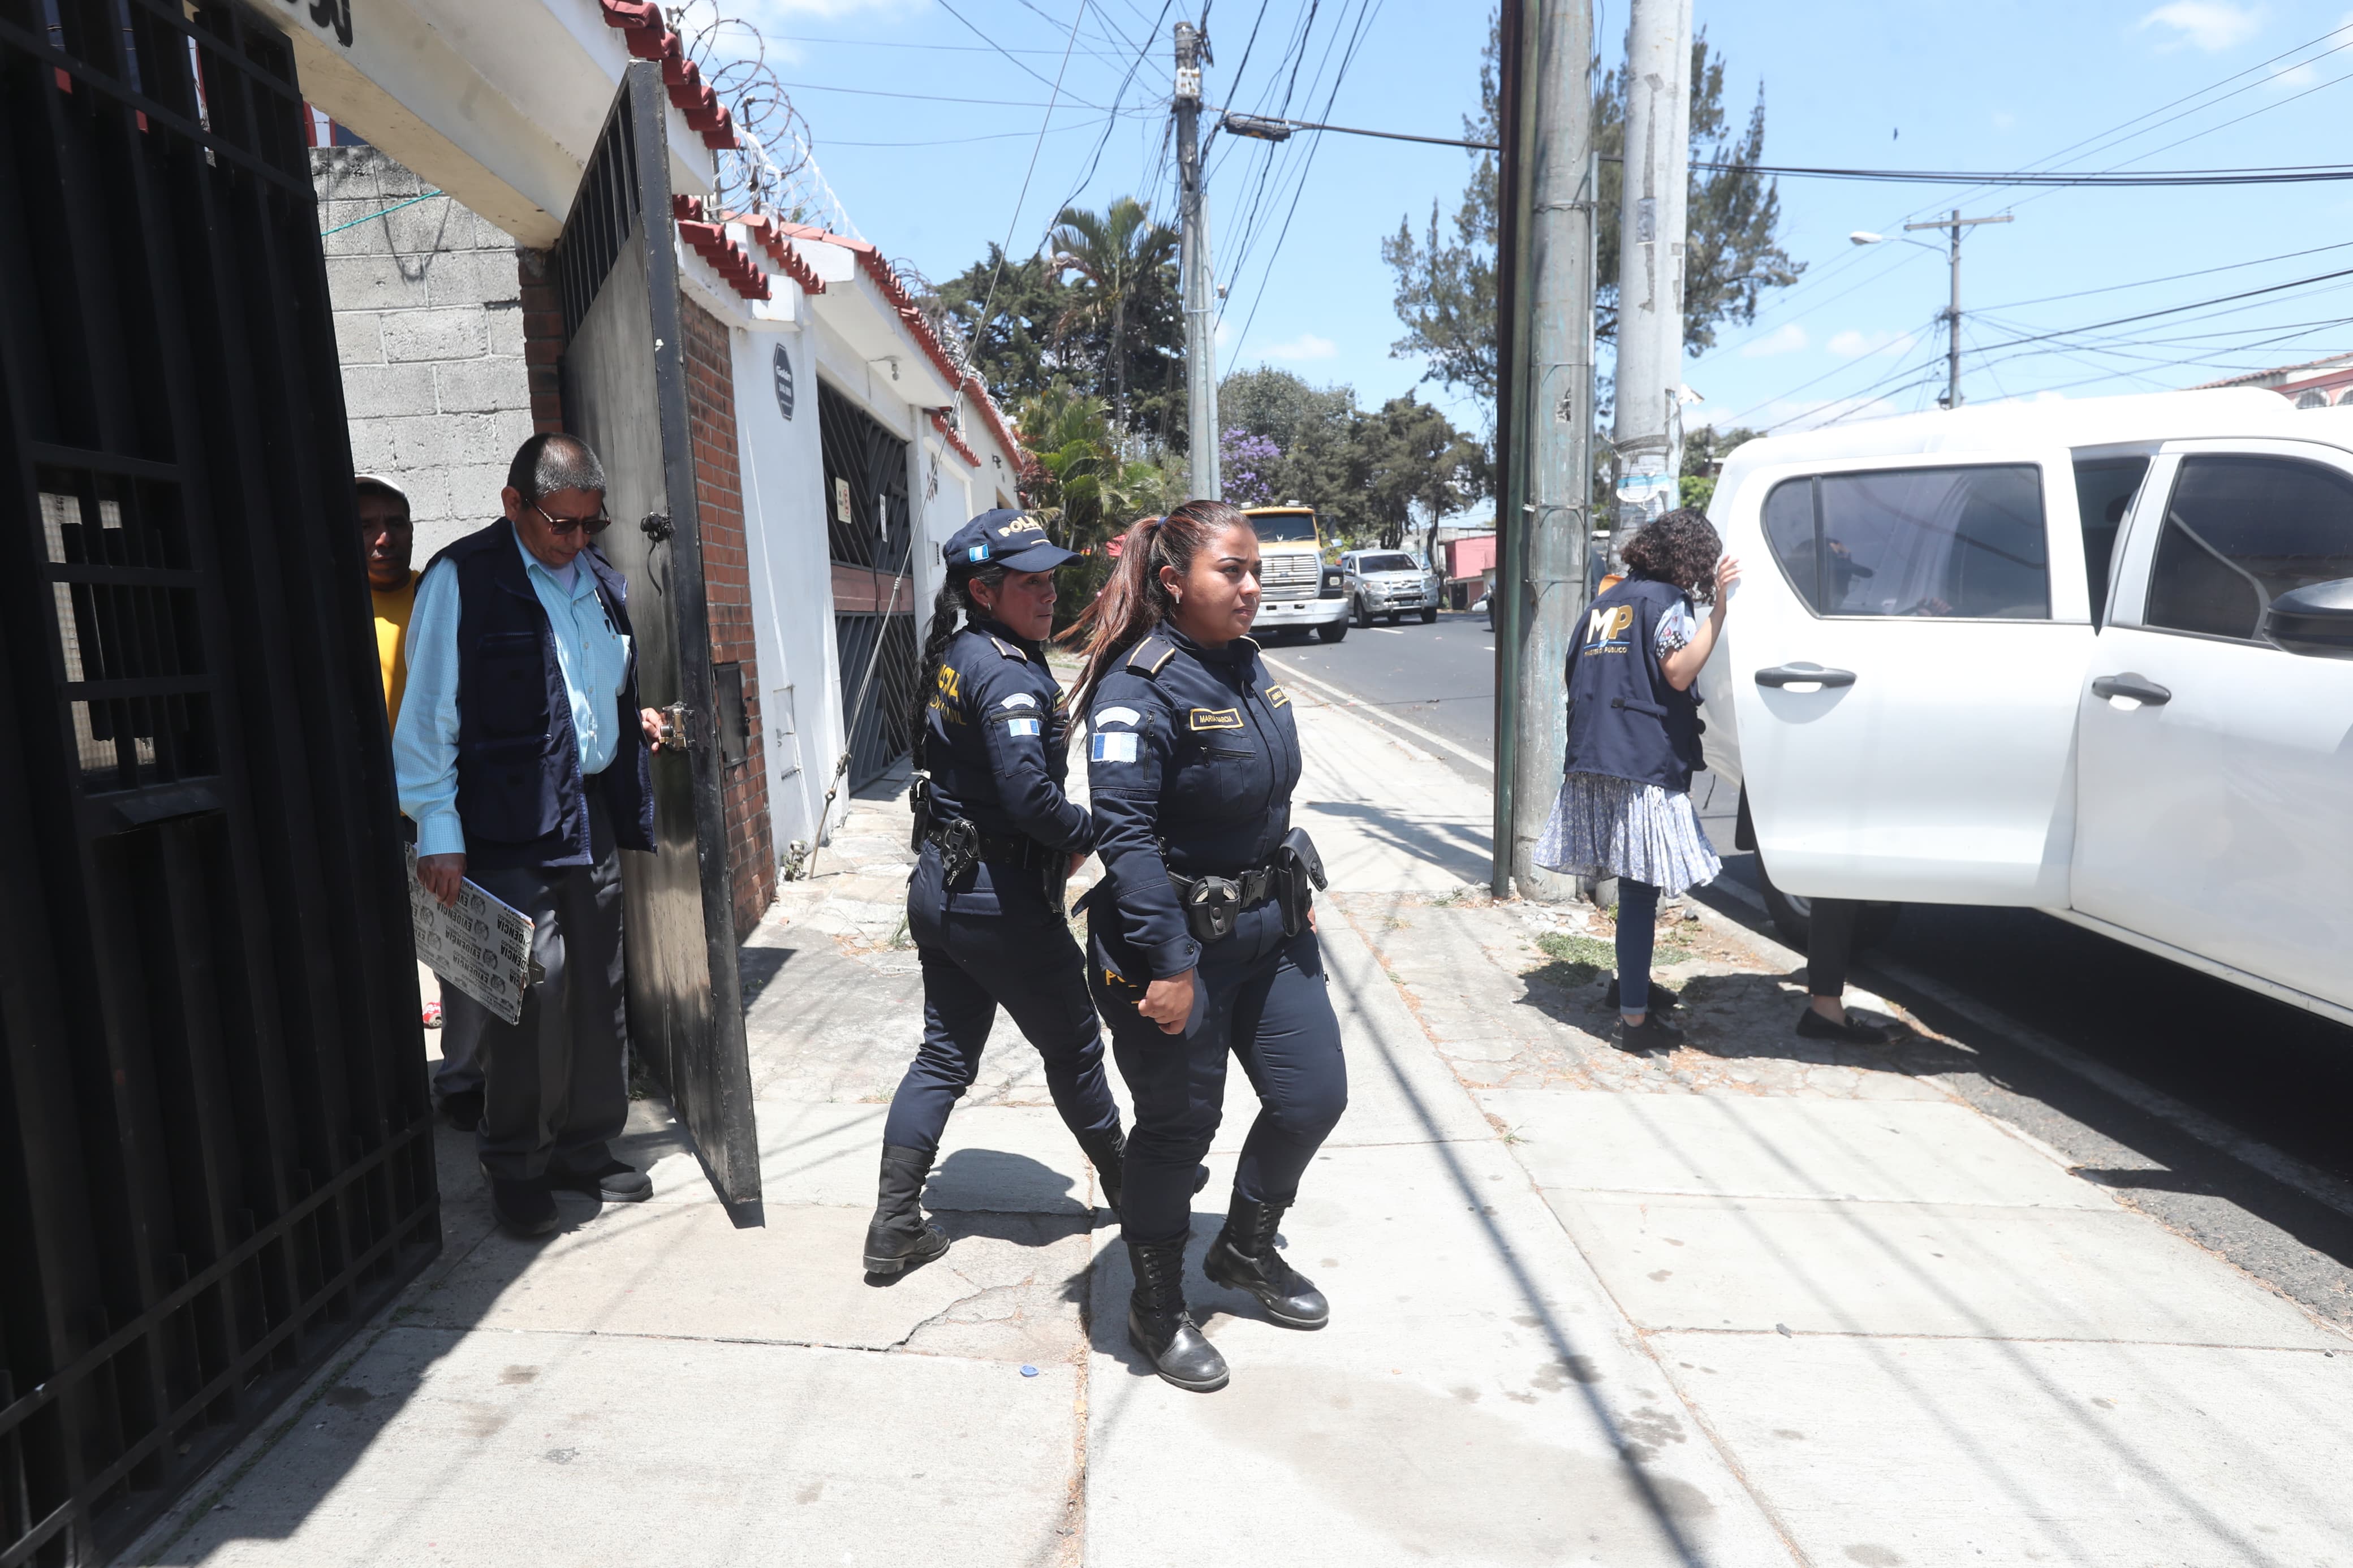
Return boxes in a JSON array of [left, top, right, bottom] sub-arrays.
[[1175, 20, 1220, 499], [1492, 0, 1596, 900], [1906, 209, 2012, 409], [1608, 0, 1691, 546]]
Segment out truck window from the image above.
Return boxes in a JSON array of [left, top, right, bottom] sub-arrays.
[[1762, 465, 2049, 619], [2145, 455, 2353, 641], [2071, 457, 2149, 629], [1249, 512, 1318, 544], [1356, 552, 1417, 573]]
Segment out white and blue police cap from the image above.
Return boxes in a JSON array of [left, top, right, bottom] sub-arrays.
[[945, 509, 1077, 573]]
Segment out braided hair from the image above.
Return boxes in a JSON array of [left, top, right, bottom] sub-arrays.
[[907, 559, 1009, 749], [1062, 498, 1248, 714]]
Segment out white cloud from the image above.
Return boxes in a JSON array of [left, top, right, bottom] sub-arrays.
[[1828, 328, 1917, 359], [2137, 2, 2264, 53], [1739, 323, 1808, 358], [1262, 332, 1337, 362], [1992, 110, 2016, 130]]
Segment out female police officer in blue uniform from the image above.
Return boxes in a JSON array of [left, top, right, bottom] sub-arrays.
[[861, 509, 1128, 1275], [1066, 498, 1348, 1392]]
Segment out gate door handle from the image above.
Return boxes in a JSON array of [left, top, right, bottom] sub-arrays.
[[2091, 672, 2171, 706], [656, 701, 693, 752], [1754, 664, 1857, 690]]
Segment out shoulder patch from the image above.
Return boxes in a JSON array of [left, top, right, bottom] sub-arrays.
[[998, 692, 1039, 710], [1093, 705, 1143, 728], [1126, 636, 1176, 675], [1266, 685, 1291, 707], [1189, 707, 1243, 732], [989, 635, 1029, 662]]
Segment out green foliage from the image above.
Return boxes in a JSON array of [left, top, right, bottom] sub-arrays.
[[1216, 369, 1484, 550], [1046, 198, 1180, 435], [1382, 14, 1803, 413], [1013, 382, 1180, 628], [1677, 424, 1759, 513]]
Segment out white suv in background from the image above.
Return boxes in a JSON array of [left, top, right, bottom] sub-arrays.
[[1697, 389, 2353, 1025], [1341, 549, 1442, 626]]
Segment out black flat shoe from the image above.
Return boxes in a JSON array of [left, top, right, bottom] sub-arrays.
[[553, 1160, 653, 1203], [1602, 978, 1679, 1012], [1795, 1007, 1891, 1044], [1615, 1016, 1684, 1053], [439, 1088, 483, 1133], [488, 1176, 559, 1237]]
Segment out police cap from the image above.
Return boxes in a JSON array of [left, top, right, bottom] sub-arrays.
[[943, 509, 1076, 573]]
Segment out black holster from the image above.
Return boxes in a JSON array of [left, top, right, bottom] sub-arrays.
[[908, 770, 934, 853], [1179, 874, 1243, 943], [931, 817, 979, 884], [1275, 827, 1328, 938]]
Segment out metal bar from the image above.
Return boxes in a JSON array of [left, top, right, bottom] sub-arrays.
[[28, 443, 181, 482], [59, 676, 210, 699]]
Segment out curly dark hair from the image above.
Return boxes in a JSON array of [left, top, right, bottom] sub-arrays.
[[1619, 507, 1722, 604]]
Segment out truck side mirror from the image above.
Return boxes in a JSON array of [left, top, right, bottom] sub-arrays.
[[2264, 576, 2353, 659]]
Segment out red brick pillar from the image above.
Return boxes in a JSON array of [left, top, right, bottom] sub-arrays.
[[518, 249, 565, 434], [679, 295, 776, 938]]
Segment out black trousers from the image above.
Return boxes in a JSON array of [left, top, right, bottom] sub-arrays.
[[468, 796, 630, 1183], [1807, 896, 1858, 999], [883, 853, 1121, 1159], [1093, 905, 1348, 1246]]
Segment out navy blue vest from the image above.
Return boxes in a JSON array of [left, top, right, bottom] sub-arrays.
[[1562, 575, 1705, 792], [425, 520, 656, 872]]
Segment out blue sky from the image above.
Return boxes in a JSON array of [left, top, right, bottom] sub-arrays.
[[721, 0, 2353, 440]]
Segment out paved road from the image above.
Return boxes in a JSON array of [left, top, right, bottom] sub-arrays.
[[1282, 624, 2353, 1320], [1258, 608, 1497, 782]]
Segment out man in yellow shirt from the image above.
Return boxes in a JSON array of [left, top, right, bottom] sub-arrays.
[[360, 475, 418, 723]]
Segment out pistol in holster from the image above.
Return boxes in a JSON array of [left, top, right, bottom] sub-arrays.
[[908, 770, 934, 853], [1275, 827, 1328, 938], [933, 817, 980, 884]]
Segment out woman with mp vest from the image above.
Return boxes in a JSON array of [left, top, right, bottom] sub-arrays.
[[1067, 499, 1346, 1394], [1537, 508, 1740, 1052]]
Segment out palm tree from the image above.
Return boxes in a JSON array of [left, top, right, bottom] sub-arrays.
[[1046, 197, 1178, 440]]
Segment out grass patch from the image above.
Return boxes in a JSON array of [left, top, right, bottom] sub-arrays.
[[1530, 929, 1615, 988]]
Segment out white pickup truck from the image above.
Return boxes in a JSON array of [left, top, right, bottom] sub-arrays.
[[1696, 389, 2353, 1026]]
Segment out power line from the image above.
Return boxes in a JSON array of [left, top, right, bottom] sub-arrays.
[[1973, 238, 2353, 315], [1679, 158, 2353, 187]]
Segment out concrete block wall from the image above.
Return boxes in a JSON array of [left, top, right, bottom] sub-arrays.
[[312, 147, 536, 561], [682, 297, 775, 936]]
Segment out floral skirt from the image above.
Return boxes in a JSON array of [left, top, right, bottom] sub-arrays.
[[1533, 771, 1722, 897]]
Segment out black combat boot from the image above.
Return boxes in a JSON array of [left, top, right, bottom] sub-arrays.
[[862, 1146, 950, 1276], [1075, 1126, 1210, 1221], [1204, 1194, 1330, 1329], [1126, 1236, 1230, 1392]]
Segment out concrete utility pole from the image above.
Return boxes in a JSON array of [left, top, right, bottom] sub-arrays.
[[1175, 21, 1220, 499], [1911, 210, 2012, 409], [1498, 0, 1596, 901], [1609, 0, 1691, 546]]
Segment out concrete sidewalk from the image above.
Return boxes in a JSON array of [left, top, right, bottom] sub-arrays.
[[133, 675, 2352, 1567]]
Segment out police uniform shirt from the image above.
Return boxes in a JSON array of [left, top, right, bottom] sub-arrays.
[[1084, 626, 1303, 979], [923, 617, 1092, 906]]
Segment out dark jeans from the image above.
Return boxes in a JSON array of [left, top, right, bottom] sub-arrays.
[[468, 796, 629, 1183], [1615, 878, 1661, 1015], [1093, 906, 1348, 1246], [884, 875, 1121, 1159], [1807, 896, 1858, 999]]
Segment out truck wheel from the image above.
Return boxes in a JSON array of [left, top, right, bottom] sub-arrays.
[[1754, 853, 1902, 954], [1419, 607, 1438, 624], [1353, 597, 1374, 629], [1317, 619, 1348, 643]]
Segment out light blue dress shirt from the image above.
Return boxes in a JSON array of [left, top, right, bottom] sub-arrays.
[[394, 528, 636, 857]]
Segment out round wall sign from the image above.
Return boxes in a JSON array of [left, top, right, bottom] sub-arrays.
[[772, 342, 795, 421]]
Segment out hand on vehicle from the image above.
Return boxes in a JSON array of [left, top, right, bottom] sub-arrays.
[[417, 852, 467, 909], [1139, 970, 1196, 1034], [1713, 554, 1742, 613]]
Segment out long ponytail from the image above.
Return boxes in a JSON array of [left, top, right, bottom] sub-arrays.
[[906, 562, 1006, 748], [1062, 498, 1247, 713]]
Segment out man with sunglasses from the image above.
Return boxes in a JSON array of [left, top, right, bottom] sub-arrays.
[[394, 432, 666, 1237]]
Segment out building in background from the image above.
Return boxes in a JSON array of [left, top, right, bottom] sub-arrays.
[[2197, 353, 2353, 407]]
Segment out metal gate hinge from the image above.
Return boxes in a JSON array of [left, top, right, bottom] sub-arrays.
[[640, 512, 674, 545]]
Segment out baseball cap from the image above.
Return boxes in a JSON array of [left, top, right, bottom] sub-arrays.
[[943, 508, 1076, 573]]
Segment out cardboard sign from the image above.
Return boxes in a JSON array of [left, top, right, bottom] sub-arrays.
[[407, 847, 534, 1026]]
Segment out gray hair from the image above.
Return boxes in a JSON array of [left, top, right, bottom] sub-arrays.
[[505, 432, 607, 503]]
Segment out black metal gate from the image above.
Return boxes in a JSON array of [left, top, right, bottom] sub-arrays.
[[817, 381, 919, 789], [554, 63, 760, 1214], [0, 4, 437, 1563]]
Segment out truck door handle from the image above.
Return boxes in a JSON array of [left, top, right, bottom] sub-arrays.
[[1754, 664, 1857, 690], [2091, 673, 2171, 706]]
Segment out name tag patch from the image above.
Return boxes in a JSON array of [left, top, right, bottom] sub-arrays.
[[1006, 717, 1042, 738], [1189, 707, 1243, 731], [1266, 685, 1290, 707], [1092, 731, 1139, 763]]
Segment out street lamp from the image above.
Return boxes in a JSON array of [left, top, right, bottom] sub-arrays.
[[1851, 211, 2013, 409]]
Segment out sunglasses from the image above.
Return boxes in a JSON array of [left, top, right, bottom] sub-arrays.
[[527, 497, 611, 537]]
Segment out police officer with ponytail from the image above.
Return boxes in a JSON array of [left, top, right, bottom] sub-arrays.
[[861, 509, 1128, 1275], [1068, 499, 1348, 1393]]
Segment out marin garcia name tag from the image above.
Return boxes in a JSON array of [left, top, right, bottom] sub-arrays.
[[1188, 707, 1243, 731]]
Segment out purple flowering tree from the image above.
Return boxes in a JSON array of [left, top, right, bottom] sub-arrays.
[[1220, 428, 1281, 508]]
